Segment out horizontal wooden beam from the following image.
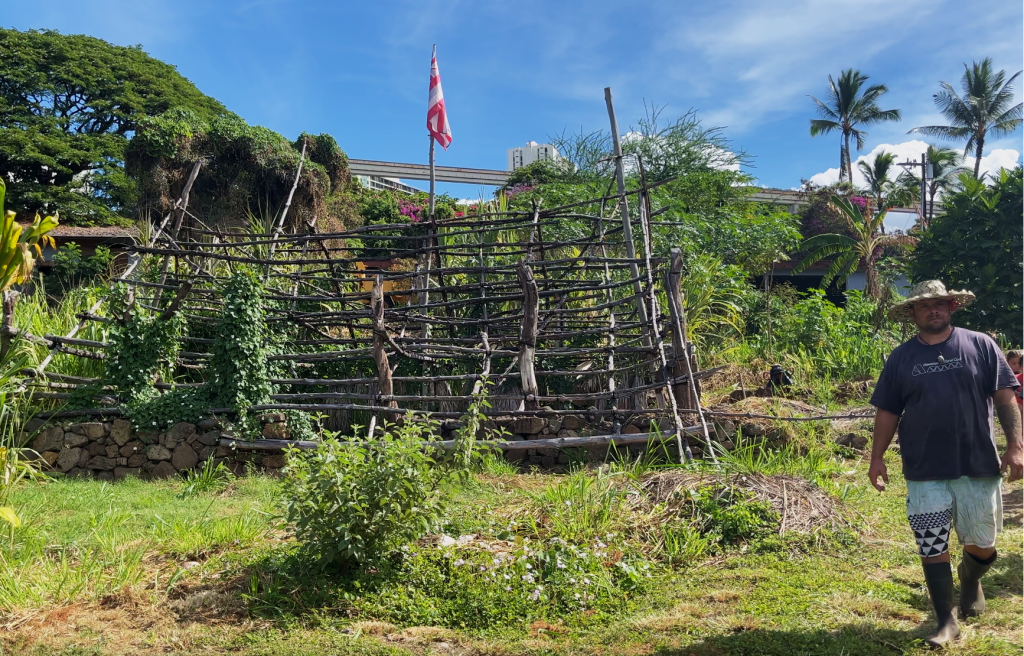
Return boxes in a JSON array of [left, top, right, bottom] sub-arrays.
[[218, 427, 703, 453]]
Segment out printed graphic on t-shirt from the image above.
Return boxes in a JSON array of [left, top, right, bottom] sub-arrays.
[[911, 357, 963, 376]]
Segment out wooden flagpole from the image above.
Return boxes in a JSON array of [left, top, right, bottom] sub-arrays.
[[428, 44, 437, 222]]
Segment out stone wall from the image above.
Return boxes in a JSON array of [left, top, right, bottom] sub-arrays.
[[26, 415, 287, 480], [25, 410, 792, 480]]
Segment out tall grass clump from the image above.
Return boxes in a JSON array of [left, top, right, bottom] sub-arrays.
[[531, 469, 624, 542], [12, 282, 108, 379]]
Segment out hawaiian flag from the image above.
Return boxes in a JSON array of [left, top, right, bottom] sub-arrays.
[[427, 46, 452, 149]]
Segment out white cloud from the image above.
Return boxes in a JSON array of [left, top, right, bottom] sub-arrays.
[[807, 141, 1021, 188], [808, 140, 930, 187], [977, 149, 1022, 179]]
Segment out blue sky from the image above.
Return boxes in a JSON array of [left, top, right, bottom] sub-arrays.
[[5, 0, 1022, 199]]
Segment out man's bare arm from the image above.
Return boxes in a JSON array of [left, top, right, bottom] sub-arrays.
[[994, 388, 1022, 482], [868, 409, 900, 491]]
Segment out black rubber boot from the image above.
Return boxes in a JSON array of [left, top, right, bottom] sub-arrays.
[[958, 550, 996, 618], [923, 561, 960, 648]]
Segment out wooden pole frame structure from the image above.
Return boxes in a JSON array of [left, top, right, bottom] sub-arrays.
[[17, 89, 735, 464]]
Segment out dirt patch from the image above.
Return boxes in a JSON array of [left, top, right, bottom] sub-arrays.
[[2, 592, 204, 656], [641, 471, 852, 535], [1003, 487, 1023, 527]]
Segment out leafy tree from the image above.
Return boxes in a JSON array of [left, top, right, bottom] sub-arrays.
[[910, 168, 1023, 344], [546, 105, 747, 186], [503, 159, 578, 188], [620, 106, 745, 183], [533, 108, 792, 273], [0, 28, 232, 225], [809, 69, 901, 182], [921, 145, 968, 228], [650, 197, 801, 276], [857, 151, 918, 218], [797, 181, 859, 240], [909, 58, 1022, 179], [793, 196, 915, 298]]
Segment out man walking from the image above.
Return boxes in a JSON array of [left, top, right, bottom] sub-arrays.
[[868, 280, 1022, 648]]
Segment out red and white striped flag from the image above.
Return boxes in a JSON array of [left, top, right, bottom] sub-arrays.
[[427, 46, 452, 149]]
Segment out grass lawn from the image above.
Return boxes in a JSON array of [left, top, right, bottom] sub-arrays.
[[0, 441, 1020, 655]]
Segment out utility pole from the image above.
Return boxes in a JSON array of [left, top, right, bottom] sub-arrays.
[[898, 151, 933, 227]]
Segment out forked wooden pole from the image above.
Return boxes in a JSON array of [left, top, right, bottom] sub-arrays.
[[516, 261, 540, 412]]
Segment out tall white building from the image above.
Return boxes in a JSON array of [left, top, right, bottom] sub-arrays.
[[355, 175, 420, 195], [507, 141, 560, 171]]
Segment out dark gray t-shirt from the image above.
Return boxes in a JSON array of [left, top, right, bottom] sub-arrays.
[[870, 327, 1019, 481]]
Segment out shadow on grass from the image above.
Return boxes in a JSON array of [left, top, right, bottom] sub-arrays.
[[235, 546, 396, 619], [655, 624, 922, 656]]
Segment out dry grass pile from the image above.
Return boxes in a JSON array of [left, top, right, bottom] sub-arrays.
[[641, 471, 853, 535]]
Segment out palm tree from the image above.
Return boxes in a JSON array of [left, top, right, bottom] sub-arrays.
[[921, 145, 967, 227], [792, 196, 915, 299], [809, 69, 902, 182], [909, 58, 1023, 178], [857, 151, 919, 218]]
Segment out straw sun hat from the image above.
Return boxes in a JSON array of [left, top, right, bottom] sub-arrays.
[[888, 280, 975, 322]]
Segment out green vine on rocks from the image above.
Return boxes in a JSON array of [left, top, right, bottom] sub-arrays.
[[205, 270, 274, 436], [99, 270, 293, 438], [106, 283, 185, 401]]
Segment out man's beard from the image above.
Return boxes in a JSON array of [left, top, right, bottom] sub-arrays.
[[917, 317, 951, 334]]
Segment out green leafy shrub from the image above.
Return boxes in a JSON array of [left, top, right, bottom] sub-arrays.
[[744, 289, 900, 381], [282, 418, 466, 567], [910, 167, 1023, 345], [50, 242, 113, 290], [206, 270, 273, 419], [356, 537, 651, 629], [105, 284, 186, 399], [690, 485, 777, 546]]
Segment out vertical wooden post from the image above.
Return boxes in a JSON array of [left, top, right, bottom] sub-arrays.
[[265, 140, 307, 281], [0, 290, 20, 361], [471, 236, 491, 398], [371, 275, 398, 418], [516, 261, 540, 412], [155, 159, 203, 301], [636, 198, 692, 463], [596, 203, 620, 430], [604, 87, 652, 350], [666, 250, 693, 408], [666, 248, 712, 459]]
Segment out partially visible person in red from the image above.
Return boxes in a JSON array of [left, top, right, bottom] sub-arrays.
[[1006, 349, 1023, 410], [1007, 350, 1023, 372]]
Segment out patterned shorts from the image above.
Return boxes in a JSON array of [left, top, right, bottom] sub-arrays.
[[906, 476, 1003, 557]]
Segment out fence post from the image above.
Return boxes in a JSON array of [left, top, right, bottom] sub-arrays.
[[371, 275, 398, 419], [666, 248, 713, 458], [666, 249, 695, 408], [516, 261, 540, 411]]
